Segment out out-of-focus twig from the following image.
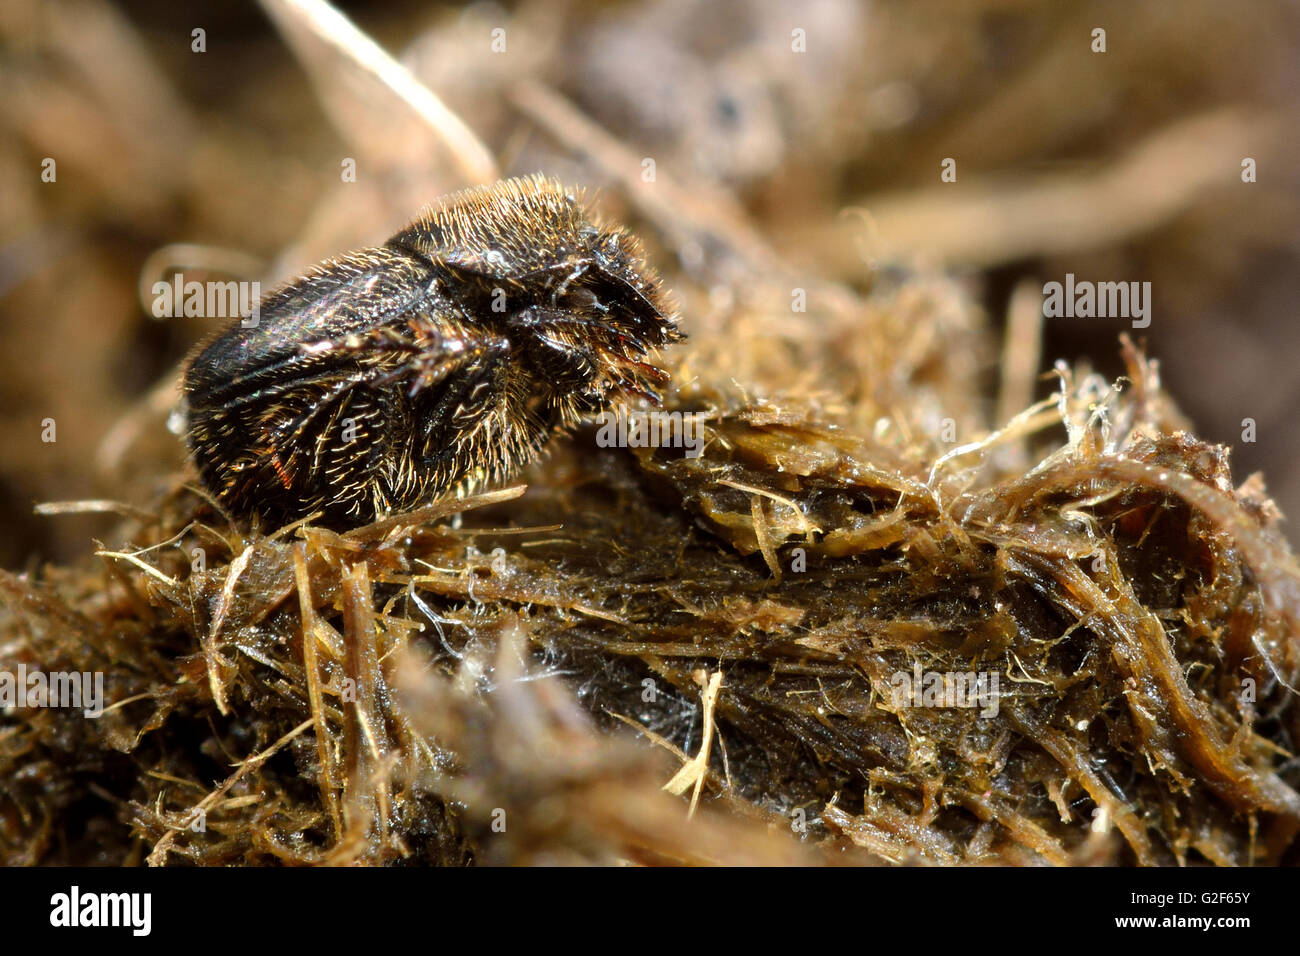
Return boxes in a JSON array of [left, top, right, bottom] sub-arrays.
[[259, 0, 498, 186], [799, 108, 1284, 272], [994, 278, 1047, 473]]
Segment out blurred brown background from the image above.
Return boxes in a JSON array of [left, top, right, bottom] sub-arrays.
[[2, 0, 1297, 566]]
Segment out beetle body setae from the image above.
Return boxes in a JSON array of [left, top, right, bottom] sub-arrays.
[[182, 175, 682, 528]]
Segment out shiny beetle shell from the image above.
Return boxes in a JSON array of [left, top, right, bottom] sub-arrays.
[[182, 175, 682, 528]]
